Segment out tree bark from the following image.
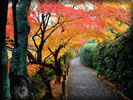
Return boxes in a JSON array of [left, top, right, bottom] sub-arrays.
[[38, 68, 53, 100], [0, 0, 10, 100], [58, 57, 62, 82], [54, 54, 62, 83], [10, 0, 34, 100]]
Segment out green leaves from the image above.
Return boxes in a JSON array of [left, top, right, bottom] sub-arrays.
[[94, 30, 133, 98], [80, 43, 97, 67]]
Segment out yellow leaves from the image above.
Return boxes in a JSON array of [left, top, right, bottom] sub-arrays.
[[97, 20, 129, 42], [106, 18, 129, 32], [103, 31, 116, 40], [103, 0, 132, 11], [117, 23, 129, 32]]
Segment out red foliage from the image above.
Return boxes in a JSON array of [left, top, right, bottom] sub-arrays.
[[7, 1, 130, 38], [7, 5, 14, 37], [27, 64, 41, 77], [93, 5, 131, 24]]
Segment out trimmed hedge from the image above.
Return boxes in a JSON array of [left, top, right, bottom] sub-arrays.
[[80, 28, 133, 98], [80, 43, 97, 67]]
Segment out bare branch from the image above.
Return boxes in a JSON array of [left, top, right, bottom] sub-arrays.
[[44, 26, 59, 42], [45, 16, 63, 32], [45, 56, 53, 62], [27, 50, 37, 63], [32, 22, 43, 50], [48, 47, 54, 55], [43, 52, 53, 63]]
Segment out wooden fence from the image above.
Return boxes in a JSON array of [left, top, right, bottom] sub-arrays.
[[60, 66, 70, 100]]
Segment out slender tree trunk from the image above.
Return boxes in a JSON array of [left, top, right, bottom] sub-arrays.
[[58, 57, 62, 82], [38, 68, 53, 100], [0, 0, 10, 100], [63, 54, 66, 65], [54, 55, 59, 82], [9, 0, 34, 100], [54, 55, 62, 83]]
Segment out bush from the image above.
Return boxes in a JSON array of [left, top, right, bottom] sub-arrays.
[[93, 42, 107, 74], [80, 27, 133, 98], [80, 43, 97, 67]]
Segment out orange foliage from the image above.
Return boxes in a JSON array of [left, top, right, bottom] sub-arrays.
[[7, 5, 14, 37], [8, 59, 11, 73], [27, 64, 41, 77]]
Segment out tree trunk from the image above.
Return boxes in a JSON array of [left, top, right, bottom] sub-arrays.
[[39, 68, 53, 100], [9, 0, 34, 100], [0, 0, 10, 100], [54, 55, 62, 83], [58, 57, 62, 82]]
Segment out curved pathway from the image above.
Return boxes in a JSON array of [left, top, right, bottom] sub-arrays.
[[67, 57, 127, 100]]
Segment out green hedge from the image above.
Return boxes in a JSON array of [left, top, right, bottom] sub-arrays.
[[80, 27, 133, 98], [80, 43, 97, 67]]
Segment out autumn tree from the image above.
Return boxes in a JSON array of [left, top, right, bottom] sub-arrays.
[[27, 1, 84, 98], [27, 6, 67, 99], [47, 33, 71, 82]]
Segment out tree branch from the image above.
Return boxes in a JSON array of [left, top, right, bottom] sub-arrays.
[[27, 50, 37, 63], [12, 0, 18, 47], [42, 52, 53, 63], [48, 47, 54, 55], [32, 22, 43, 50]]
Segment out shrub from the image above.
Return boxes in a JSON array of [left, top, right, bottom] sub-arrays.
[[93, 42, 107, 74], [80, 43, 97, 67], [80, 27, 133, 98], [94, 32, 133, 98]]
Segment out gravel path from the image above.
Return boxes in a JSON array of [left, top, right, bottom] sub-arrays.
[[67, 57, 127, 100]]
